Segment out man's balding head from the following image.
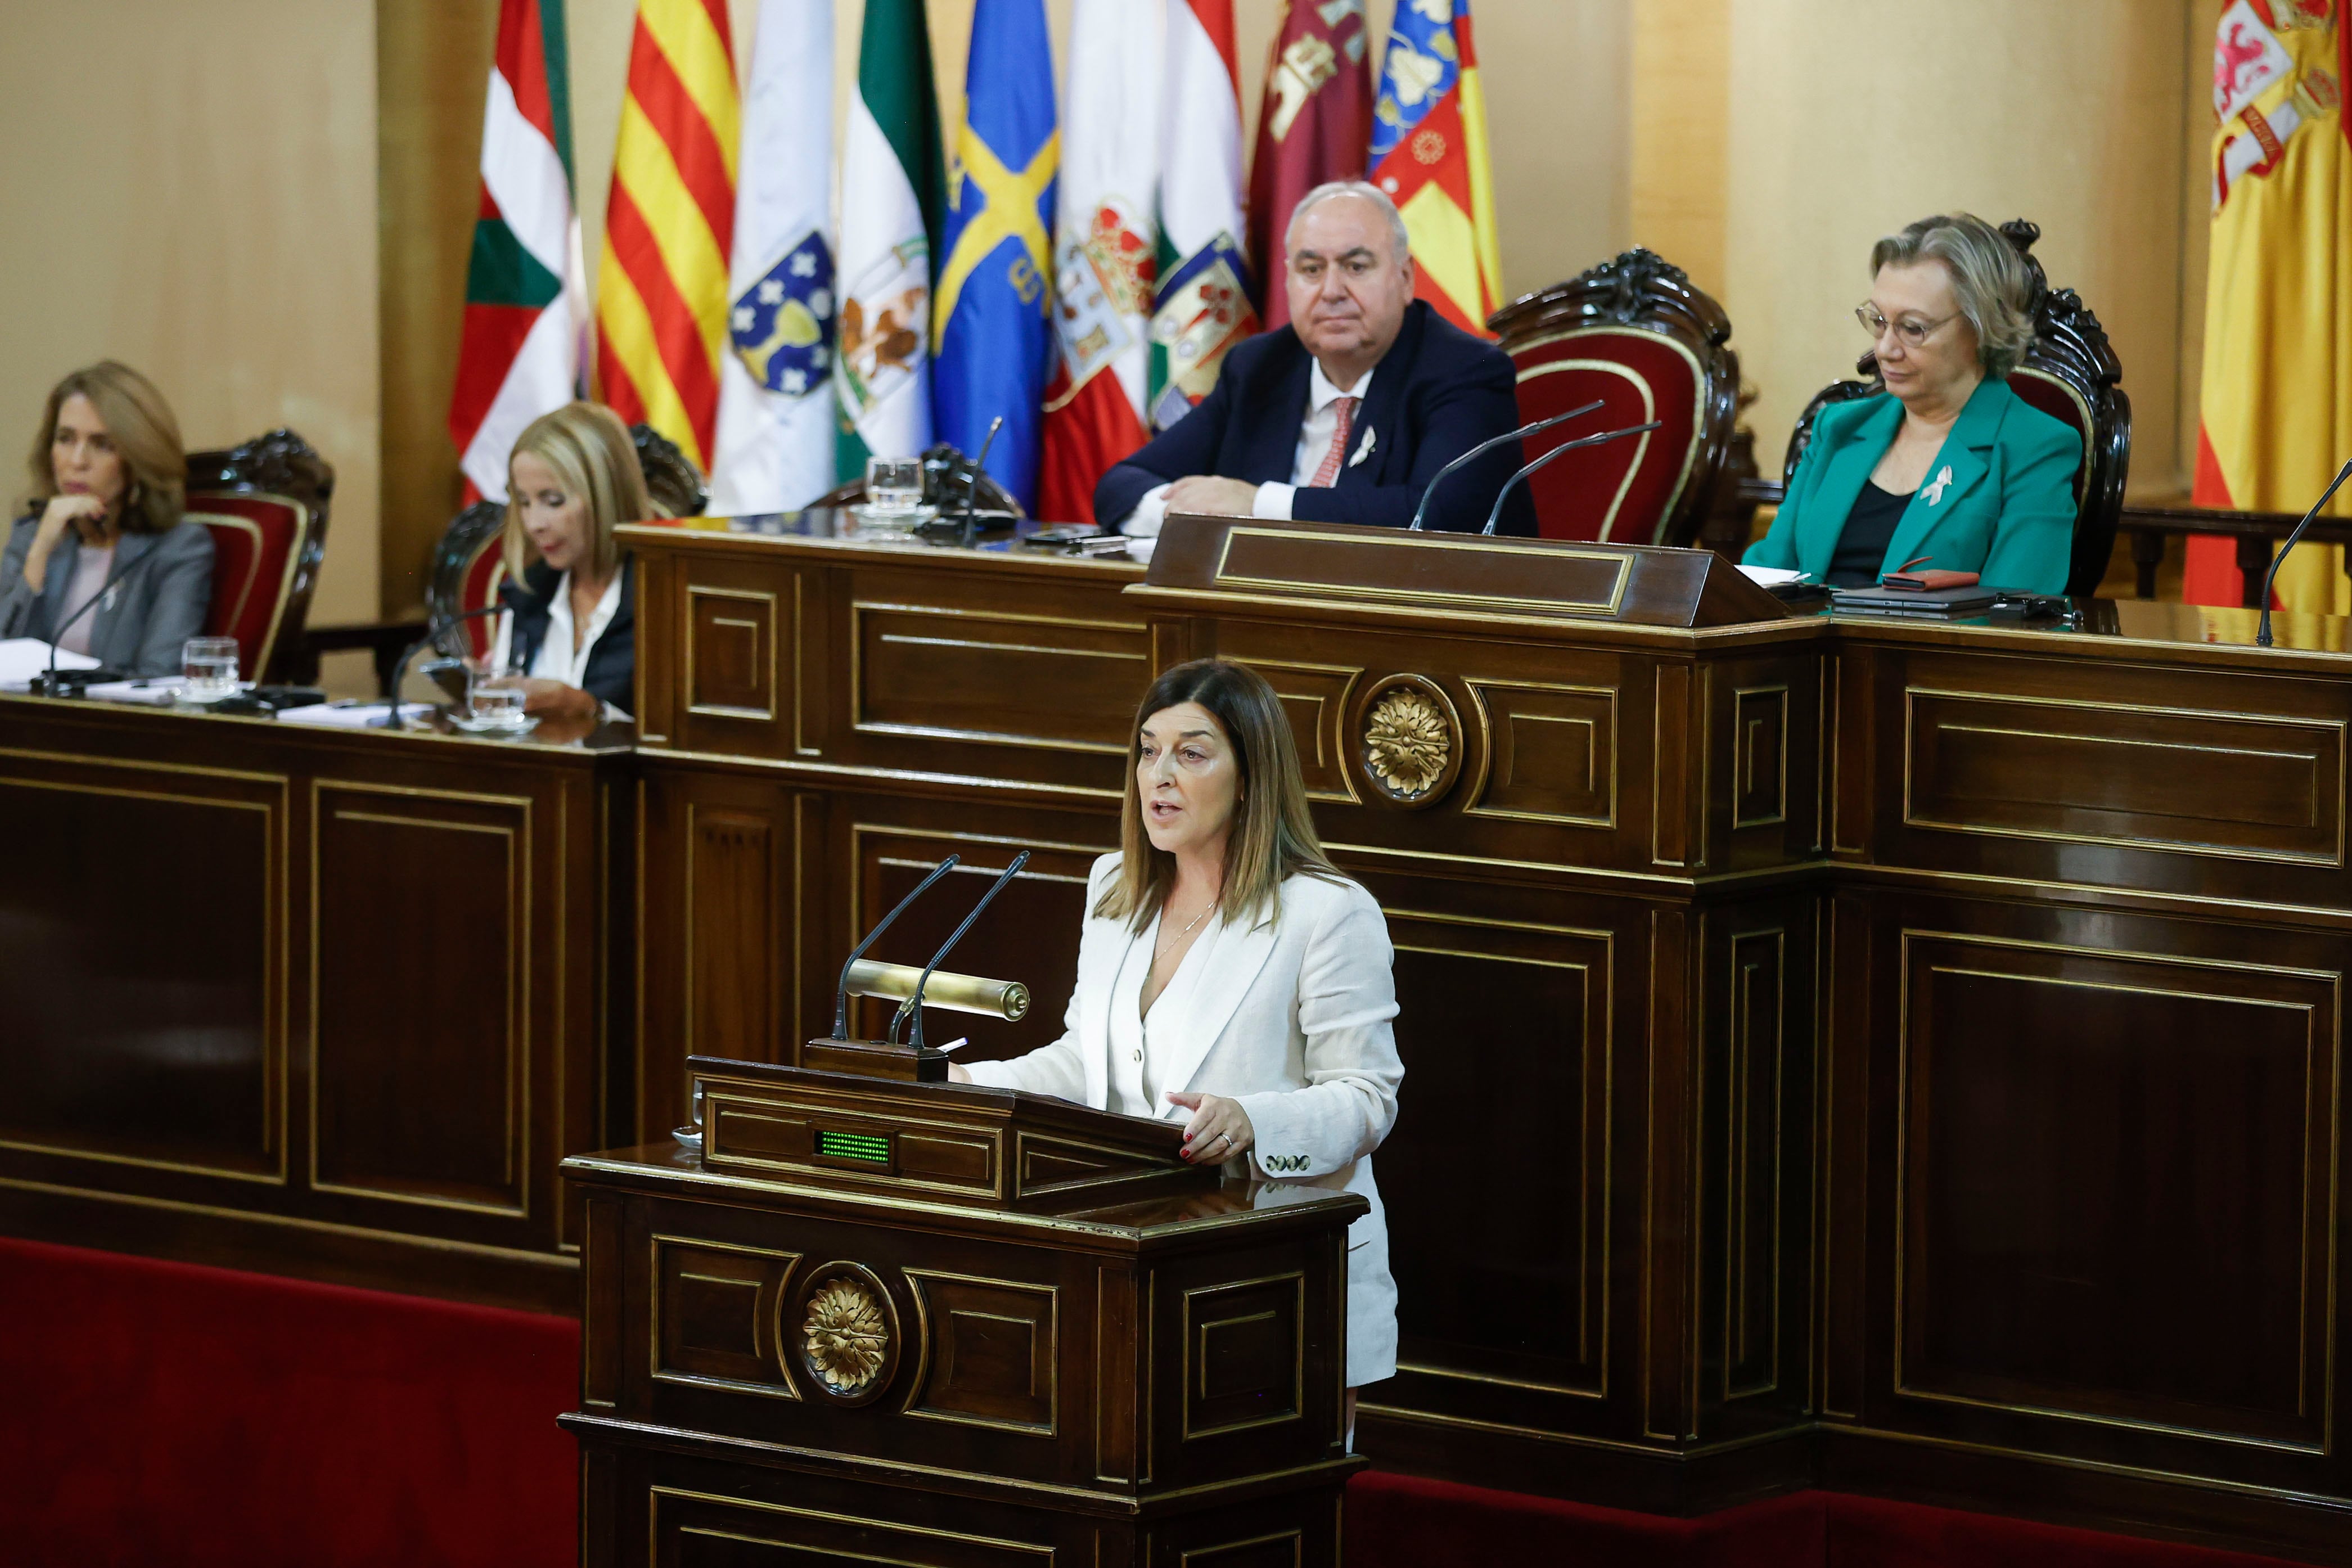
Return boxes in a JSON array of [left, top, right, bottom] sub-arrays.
[[1285, 182, 1417, 386]]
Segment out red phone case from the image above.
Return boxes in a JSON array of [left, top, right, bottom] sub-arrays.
[[1881, 569, 1980, 592]]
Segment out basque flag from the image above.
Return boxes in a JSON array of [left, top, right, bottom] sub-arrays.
[[932, 0, 1060, 511]]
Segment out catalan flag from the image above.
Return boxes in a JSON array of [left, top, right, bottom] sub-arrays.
[[595, 0, 739, 476], [1370, 0, 1503, 337]]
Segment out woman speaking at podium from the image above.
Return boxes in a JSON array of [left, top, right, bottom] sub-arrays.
[[953, 659, 1404, 1401]]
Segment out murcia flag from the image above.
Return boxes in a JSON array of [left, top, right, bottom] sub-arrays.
[[2185, 0, 2352, 611], [710, 0, 837, 515], [595, 0, 739, 475], [838, 0, 948, 470], [1246, 0, 1373, 330], [1371, 0, 1503, 337], [933, 0, 1060, 510], [448, 0, 583, 504], [1150, 0, 1258, 433], [1037, 0, 1160, 524]]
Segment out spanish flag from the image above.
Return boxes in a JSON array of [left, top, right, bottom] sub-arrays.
[[594, 0, 739, 476], [1370, 0, 1504, 338], [2186, 0, 2352, 610]]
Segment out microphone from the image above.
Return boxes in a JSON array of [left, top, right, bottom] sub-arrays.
[[1408, 401, 1603, 533], [34, 537, 164, 695], [381, 603, 509, 727], [890, 851, 1030, 1048], [1482, 420, 1666, 537], [830, 854, 962, 1040], [2256, 458, 2352, 647], [961, 416, 1006, 547]]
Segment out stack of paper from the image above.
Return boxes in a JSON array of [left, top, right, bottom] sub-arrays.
[[0, 637, 99, 692]]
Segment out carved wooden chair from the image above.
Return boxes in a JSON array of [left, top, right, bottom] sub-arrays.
[[1780, 218, 2130, 596], [1487, 248, 1741, 547], [183, 430, 334, 681], [426, 423, 708, 661]]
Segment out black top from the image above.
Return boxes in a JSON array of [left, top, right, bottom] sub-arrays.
[[496, 555, 636, 712], [1826, 481, 1912, 587]]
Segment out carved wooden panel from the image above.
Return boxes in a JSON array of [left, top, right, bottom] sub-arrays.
[[650, 1485, 1055, 1568], [686, 585, 779, 720], [1465, 679, 1617, 827], [1722, 925, 1789, 1403], [1183, 1273, 1304, 1440], [1731, 687, 1787, 828], [312, 781, 529, 1214], [653, 1236, 800, 1398], [0, 753, 283, 1182], [686, 807, 778, 1061], [1228, 657, 1362, 803], [906, 1270, 1060, 1434], [853, 600, 1147, 754]]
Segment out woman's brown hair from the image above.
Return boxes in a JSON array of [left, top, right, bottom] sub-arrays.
[[23, 361, 186, 535], [501, 402, 655, 580], [1096, 659, 1341, 932]]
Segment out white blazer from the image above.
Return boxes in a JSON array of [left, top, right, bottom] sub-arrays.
[[963, 852, 1404, 1385]]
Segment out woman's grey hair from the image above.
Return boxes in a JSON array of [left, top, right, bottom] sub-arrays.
[[1871, 213, 2037, 379], [1286, 180, 1413, 269]]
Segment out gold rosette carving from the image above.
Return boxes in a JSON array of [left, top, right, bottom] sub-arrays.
[[1364, 688, 1453, 799], [800, 1274, 891, 1395]]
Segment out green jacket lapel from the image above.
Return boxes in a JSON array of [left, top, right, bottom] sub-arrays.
[[1796, 397, 1904, 580], [1882, 379, 2008, 575]]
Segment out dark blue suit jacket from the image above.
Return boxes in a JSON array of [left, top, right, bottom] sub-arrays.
[[497, 556, 636, 712], [1094, 300, 1536, 536]]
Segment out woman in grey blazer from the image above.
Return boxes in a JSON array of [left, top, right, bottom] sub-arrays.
[[0, 362, 213, 677]]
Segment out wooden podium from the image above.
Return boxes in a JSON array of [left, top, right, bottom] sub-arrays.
[[561, 1055, 1366, 1566]]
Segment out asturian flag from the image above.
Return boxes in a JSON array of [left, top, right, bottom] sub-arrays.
[[1371, 0, 1504, 337], [1246, 0, 1372, 330], [709, 0, 837, 515], [1037, 0, 1160, 524], [448, 0, 584, 503], [933, 0, 1060, 510], [838, 0, 948, 470], [595, 0, 739, 475], [2184, 0, 2352, 611], [1149, 0, 1258, 434]]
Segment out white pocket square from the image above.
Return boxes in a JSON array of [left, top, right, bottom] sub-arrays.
[[1349, 426, 1376, 467]]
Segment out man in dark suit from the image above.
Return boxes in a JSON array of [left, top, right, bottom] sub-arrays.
[[1096, 181, 1534, 537]]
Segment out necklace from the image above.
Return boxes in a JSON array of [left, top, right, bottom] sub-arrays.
[[1154, 895, 1215, 967]]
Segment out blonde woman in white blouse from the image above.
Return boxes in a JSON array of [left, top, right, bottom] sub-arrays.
[[955, 659, 1404, 1407]]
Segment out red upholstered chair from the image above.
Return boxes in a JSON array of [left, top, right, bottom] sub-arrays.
[[183, 431, 334, 681], [426, 422, 708, 661], [1487, 249, 1741, 546], [1779, 218, 2130, 596]]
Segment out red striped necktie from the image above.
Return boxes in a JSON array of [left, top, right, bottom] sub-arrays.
[[1308, 396, 1359, 489]]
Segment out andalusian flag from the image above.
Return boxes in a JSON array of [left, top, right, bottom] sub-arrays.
[[1246, 0, 1372, 330], [1371, 0, 1504, 337], [1148, 0, 1258, 434], [448, 0, 582, 503], [594, 0, 738, 476], [934, 0, 1060, 510], [2186, 0, 2352, 610], [709, 0, 837, 515], [838, 0, 947, 470], [1037, 0, 1159, 524]]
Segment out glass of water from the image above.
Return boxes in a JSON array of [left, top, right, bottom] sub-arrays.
[[865, 455, 925, 515], [182, 637, 241, 702], [466, 661, 532, 731]]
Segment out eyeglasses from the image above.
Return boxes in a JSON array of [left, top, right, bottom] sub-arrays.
[[1855, 303, 1958, 349]]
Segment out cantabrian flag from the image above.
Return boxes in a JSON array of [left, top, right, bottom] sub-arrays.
[[1148, 0, 1259, 434], [1247, 0, 1373, 330], [2186, 0, 2352, 610], [595, 0, 739, 476], [448, 0, 583, 504], [1370, 0, 1504, 337], [1037, 0, 1160, 524]]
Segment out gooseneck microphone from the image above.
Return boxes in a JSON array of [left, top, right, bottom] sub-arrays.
[[1481, 420, 1665, 537], [890, 851, 1030, 1048], [2256, 458, 2352, 647], [960, 416, 1006, 547], [381, 603, 510, 728], [36, 538, 164, 695], [1407, 401, 1604, 532], [830, 854, 962, 1039]]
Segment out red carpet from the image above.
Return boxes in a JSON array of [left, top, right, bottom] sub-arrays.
[[0, 1237, 2309, 1567]]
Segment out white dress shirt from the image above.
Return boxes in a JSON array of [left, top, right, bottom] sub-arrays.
[[1118, 362, 1377, 537], [490, 569, 631, 721], [1104, 908, 1219, 1118]]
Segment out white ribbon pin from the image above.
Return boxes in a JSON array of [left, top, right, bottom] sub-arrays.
[[1922, 464, 1954, 507], [1349, 425, 1376, 468]]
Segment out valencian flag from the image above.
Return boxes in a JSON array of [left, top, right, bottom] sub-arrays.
[[838, 0, 947, 471], [448, 0, 583, 504], [1246, 0, 1373, 330], [2186, 0, 2352, 611], [1037, 0, 1161, 524], [1370, 0, 1503, 337], [934, 0, 1060, 511], [1150, 0, 1259, 434], [710, 0, 838, 515], [594, 0, 739, 476]]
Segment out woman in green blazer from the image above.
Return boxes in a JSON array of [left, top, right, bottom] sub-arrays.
[[1745, 214, 2082, 595]]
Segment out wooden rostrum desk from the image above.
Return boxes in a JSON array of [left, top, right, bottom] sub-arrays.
[[627, 508, 2352, 1561]]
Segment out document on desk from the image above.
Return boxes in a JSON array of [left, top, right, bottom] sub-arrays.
[[0, 637, 100, 691], [276, 702, 420, 728], [1736, 565, 1806, 588]]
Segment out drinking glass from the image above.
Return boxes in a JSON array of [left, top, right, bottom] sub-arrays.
[[865, 456, 925, 515], [466, 658, 532, 731], [182, 637, 241, 702]]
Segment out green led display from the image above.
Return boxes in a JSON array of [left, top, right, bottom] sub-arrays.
[[816, 1129, 892, 1166]]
